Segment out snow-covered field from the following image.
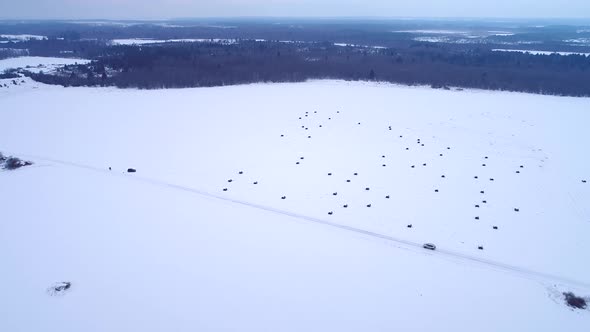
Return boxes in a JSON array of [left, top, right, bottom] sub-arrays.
[[0, 68, 589, 331]]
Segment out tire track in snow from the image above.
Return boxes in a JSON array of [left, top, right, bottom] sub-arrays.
[[10, 152, 590, 290]]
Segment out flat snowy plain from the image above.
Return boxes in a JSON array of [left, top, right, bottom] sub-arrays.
[[1, 57, 589, 331]]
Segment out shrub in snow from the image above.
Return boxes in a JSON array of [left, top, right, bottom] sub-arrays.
[[0, 152, 5, 162], [4, 157, 29, 170], [47, 281, 72, 296], [563, 292, 587, 309]]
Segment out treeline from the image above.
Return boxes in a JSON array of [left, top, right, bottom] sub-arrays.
[[26, 41, 590, 96]]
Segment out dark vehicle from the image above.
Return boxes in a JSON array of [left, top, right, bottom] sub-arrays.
[[423, 243, 436, 250]]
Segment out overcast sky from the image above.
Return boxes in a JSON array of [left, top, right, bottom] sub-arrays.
[[2, 0, 589, 20]]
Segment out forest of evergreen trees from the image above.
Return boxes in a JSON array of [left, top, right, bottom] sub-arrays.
[[24, 40, 590, 96]]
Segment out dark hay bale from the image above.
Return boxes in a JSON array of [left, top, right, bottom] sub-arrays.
[[406, 148, 409, 150], [328, 118, 332, 120], [493, 226, 498, 229], [365, 187, 370, 191], [127, 168, 136, 173], [474, 176, 478, 179], [440, 154, 443, 156], [367, 204, 372, 207], [239, 171, 244, 174], [382, 164, 386, 167], [346, 179, 351, 183], [223, 188, 228, 191], [482, 164, 486, 167], [421, 144, 425, 146], [482, 200, 487, 203], [382, 155, 386, 158], [308, 136, 311, 138], [514, 208, 519, 212], [281, 134, 284, 137], [480, 190, 485, 194], [407, 224, 412, 228], [475, 216, 480, 220], [328, 173, 332, 176], [423, 163, 427, 166], [475, 204, 480, 208], [281, 196, 286, 199], [582, 180, 587, 183], [354, 173, 358, 176], [333, 192, 338, 196], [319, 125, 322, 127], [520, 165, 524, 168], [400, 135, 403, 138], [411, 165, 415, 168], [358, 122, 361, 125], [253, 181, 258, 185], [435, 189, 439, 192], [478, 246, 484, 250], [441, 175, 446, 178], [489, 178, 494, 181], [516, 171, 520, 174], [343, 204, 348, 208], [300, 157, 304, 160], [385, 195, 390, 199], [296, 162, 300, 164], [563, 292, 587, 309], [299, 117, 302, 119], [328, 211, 333, 215], [228, 179, 233, 182], [447, 147, 451, 150]]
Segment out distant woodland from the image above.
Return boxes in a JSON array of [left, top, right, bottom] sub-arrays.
[[2, 20, 590, 96], [22, 41, 590, 96]]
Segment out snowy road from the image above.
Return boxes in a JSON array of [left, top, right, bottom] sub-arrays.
[[14, 151, 590, 290]]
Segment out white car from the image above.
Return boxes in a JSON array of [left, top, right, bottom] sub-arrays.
[[423, 243, 436, 250]]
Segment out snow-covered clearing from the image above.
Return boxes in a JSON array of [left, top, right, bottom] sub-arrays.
[[0, 56, 90, 73], [492, 49, 590, 56], [110, 38, 239, 45], [0, 79, 589, 331], [334, 42, 387, 49], [0, 34, 46, 41]]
